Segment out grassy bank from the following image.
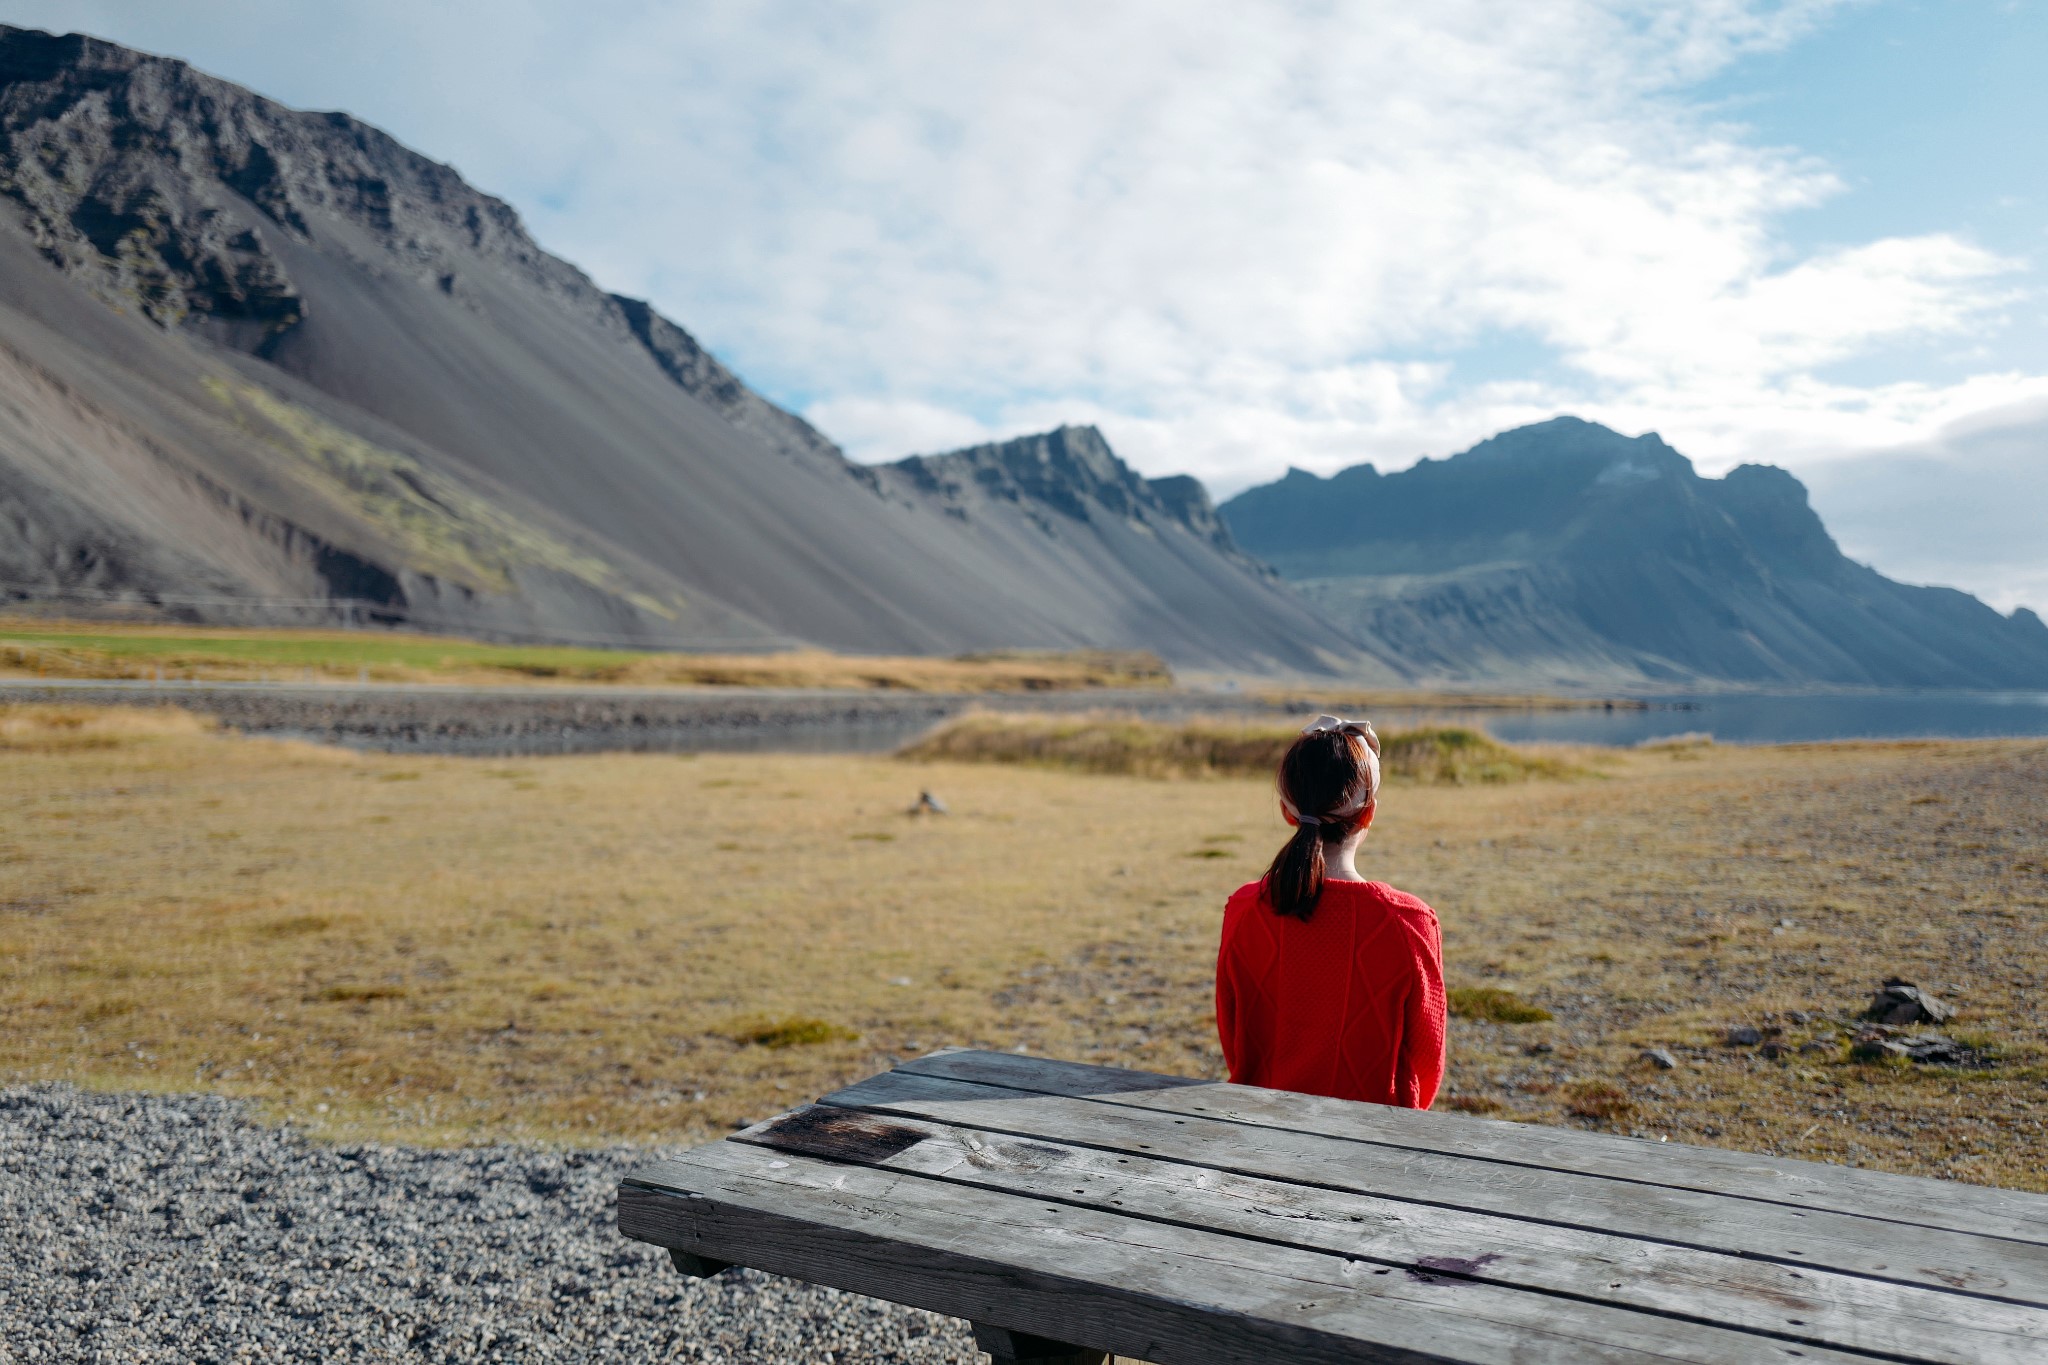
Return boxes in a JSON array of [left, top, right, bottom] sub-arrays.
[[0, 618, 1171, 692], [2, 704, 2044, 1190], [898, 711, 1588, 783]]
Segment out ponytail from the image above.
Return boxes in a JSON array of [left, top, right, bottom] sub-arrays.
[[1261, 719, 1379, 921], [1264, 820, 1330, 920]]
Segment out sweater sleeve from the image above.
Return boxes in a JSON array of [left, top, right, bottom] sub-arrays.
[[1214, 928, 1240, 1078], [1400, 915, 1447, 1109]]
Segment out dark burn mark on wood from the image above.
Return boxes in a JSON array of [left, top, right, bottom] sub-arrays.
[[746, 1106, 929, 1163], [1407, 1253, 1502, 1283]]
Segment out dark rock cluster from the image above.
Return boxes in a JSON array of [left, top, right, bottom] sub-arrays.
[[1863, 979, 1957, 1027], [1847, 981, 1989, 1068], [1706, 981, 1993, 1071], [1849, 1032, 1982, 1067]]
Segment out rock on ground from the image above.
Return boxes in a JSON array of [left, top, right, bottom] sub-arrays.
[[0, 1085, 978, 1363]]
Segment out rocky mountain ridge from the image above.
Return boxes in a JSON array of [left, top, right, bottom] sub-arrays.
[[1221, 417, 2048, 689], [886, 425, 1241, 557], [0, 25, 1373, 675]]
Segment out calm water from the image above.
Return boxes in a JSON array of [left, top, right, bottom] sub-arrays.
[[1478, 691, 2048, 746]]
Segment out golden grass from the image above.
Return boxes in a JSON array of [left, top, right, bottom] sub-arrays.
[[1565, 1080, 1633, 1121], [0, 702, 215, 750], [0, 617, 1170, 692], [2, 704, 2045, 1193], [899, 712, 1587, 783]]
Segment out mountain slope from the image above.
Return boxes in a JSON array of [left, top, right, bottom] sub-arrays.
[[0, 25, 1363, 673], [878, 426, 1396, 674], [1221, 417, 2048, 689]]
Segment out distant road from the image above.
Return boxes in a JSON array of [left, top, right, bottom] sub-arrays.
[[0, 679, 1281, 755]]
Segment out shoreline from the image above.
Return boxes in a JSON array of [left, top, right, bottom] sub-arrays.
[[7, 679, 2045, 753], [0, 679, 1686, 756]]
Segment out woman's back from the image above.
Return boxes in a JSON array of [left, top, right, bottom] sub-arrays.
[[1213, 714, 1447, 1109], [1217, 877, 1444, 1107]]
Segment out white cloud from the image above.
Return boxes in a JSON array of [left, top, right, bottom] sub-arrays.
[[3, 0, 2041, 605], [1801, 398, 2048, 616]]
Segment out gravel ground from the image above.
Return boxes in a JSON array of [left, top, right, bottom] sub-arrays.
[[0, 1085, 980, 1363]]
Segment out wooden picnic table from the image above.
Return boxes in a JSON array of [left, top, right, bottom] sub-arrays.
[[618, 1049, 2048, 1363]]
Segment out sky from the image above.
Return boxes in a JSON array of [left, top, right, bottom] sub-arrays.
[[2, 0, 2044, 613]]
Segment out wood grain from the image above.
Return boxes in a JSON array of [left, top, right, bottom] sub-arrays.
[[736, 1103, 2048, 1364], [620, 1142, 1887, 1365], [617, 1053, 2048, 1363], [898, 1051, 2048, 1245], [822, 1068, 2048, 1305]]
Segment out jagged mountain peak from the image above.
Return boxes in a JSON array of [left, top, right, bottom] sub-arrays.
[[1444, 417, 1690, 484], [904, 423, 1127, 484], [0, 23, 607, 340], [1220, 420, 2048, 688], [888, 424, 1242, 556]]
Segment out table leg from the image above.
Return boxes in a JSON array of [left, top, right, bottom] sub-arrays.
[[667, 1247, 732, 1278], [971, 1321, 1109, 1365]]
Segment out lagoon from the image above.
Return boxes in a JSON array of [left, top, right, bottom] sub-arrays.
[[1479, 690, 2048, 746]]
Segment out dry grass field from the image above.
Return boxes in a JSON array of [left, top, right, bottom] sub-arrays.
[[0, 617, 1171, 692], [3, 704, 2044, 1192]]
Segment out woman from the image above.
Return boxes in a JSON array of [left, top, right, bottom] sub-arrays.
[[1215, 715, 1446, 1108]]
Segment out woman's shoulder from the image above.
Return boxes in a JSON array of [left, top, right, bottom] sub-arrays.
[[1225, 879, 1435, 929], [1328, 879, 1438, 924], [1374, 881, 1437, 915]]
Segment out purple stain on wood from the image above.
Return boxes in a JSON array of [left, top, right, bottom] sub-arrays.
[[1407, 1253, 1503, 1284]]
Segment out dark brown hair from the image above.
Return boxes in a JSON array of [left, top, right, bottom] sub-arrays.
[[1262, 729, 1376, 920]]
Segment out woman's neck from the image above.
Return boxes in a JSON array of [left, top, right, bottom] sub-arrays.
[[1325, 833, 1367, 882]]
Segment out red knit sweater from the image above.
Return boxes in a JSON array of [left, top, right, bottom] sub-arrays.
[[1216, 878, 1446, 1108]]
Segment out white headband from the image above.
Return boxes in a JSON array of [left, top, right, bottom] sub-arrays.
[[1281, 715, 1381, 826]]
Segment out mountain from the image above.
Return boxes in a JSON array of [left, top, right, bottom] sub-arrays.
[[877, 426, 1398, 673], [0, 26, 1369, 675], [1221, 417, 2048, 689]]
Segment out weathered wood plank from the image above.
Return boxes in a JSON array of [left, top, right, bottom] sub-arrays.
[[822, 1069, 2048, 1305], [899, 1051, 2048, 1245], [620, 1143, 1887, 1365], [735, 1103, 2048, 1365]]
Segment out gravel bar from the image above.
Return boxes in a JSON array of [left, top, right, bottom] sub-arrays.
[[0, 1084, 979, 1362], [0, 681, 1284, 756]]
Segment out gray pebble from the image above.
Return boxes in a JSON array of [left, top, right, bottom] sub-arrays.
[[0, 1084, 978, 1362]]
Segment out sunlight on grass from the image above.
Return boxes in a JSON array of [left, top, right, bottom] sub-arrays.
[[2, 703, 2044, 1191], [727, 1017, 861, 1049], [0, 617, 1170, 693], [0, 702, 214, 749]]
